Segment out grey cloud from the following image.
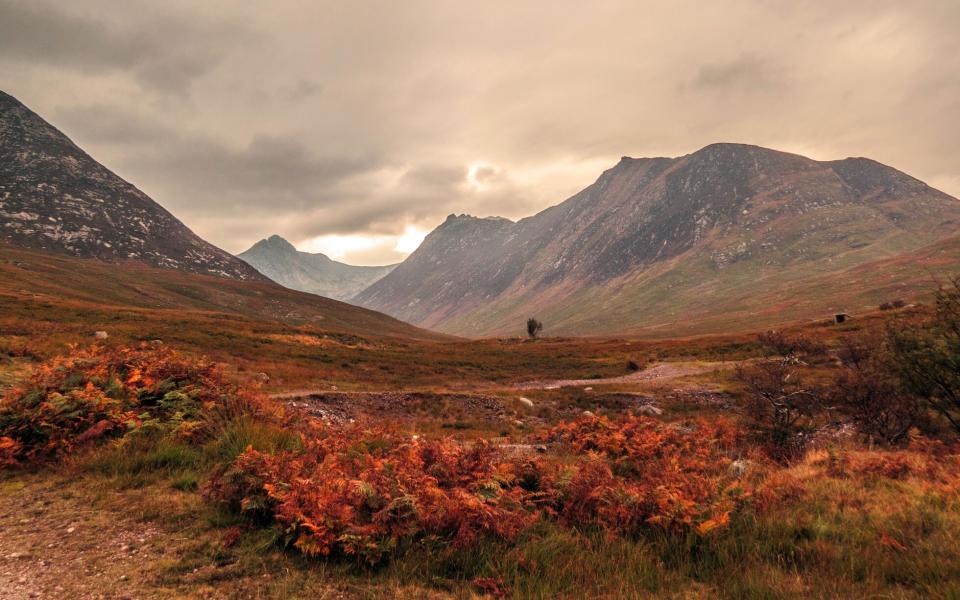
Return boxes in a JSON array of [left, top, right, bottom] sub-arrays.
[[5, 0, 959, 262], [284, 80, 324, 103], [146, 136, 382, 199], [0, 0, 249, 93], [690, 55, 783, 93]]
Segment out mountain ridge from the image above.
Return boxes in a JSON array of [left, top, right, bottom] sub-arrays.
[[355, 142, 960, 336], [238, 234, 396, 300], [0, 90, 263, 281]]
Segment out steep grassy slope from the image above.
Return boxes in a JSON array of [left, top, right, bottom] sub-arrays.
[[357, 144, 960, 337], [0, 245, 676, 390], [0, 245, 437, 341]]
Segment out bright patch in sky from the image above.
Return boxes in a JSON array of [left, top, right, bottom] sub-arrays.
[[302, 234, 379, 261], [394, 225, 428, 254], [301, 225, 427, 266]]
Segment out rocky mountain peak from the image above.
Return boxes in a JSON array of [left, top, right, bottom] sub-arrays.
[[356, 143, 960, 337], [255, 234, 299, 254], [238, 235, 396, 301], [0, 90, 263, 280]]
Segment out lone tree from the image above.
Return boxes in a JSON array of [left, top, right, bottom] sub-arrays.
[[526, 318, 543, 339]]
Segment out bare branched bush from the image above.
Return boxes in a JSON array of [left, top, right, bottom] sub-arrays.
[[526, 318, 543, 339], [831, 337, 921, 445], [888, 278, 960, 435], [738, 332, 826, 461]]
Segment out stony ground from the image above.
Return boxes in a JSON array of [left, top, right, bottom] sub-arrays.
[[0, 475, 167, 599]]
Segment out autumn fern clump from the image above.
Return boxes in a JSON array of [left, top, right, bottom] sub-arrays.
[[537, 415, 747, 535], [0, 344, 276, 466], [207, 427, 537, 563], [207, 414, 751, 563]]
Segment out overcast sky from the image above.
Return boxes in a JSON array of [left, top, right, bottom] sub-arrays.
[[3, 0, 959, 264]]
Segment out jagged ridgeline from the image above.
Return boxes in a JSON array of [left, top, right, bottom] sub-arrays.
[[356, 144, 960, 336], [0, 91, 263, 280]]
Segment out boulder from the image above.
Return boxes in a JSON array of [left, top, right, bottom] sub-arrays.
[[636, 404, 664, 417]]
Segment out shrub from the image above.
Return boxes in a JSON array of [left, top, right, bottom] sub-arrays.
[[888, 278, 960, 435], [537, 415, 746, 535], [830, 337, 921, 445], [737, 333, 825, 461], [526, 318, 543, 340], [206, 428, 537, 563], [0, 344, 277, 466], [206, 415, 750, 563]]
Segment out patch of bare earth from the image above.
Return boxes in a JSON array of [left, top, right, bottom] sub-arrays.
[[0, 475, 168, 599], [511, 360, 731, 390]]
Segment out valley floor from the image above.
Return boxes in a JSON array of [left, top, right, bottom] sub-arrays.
[[2, 283, 959, 599]]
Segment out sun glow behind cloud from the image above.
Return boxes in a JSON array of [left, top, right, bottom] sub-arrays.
[[301, 225, 427, 266]]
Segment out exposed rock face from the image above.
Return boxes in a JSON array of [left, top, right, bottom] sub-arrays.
[[0, 90, 263, 280], [355, 143, 960, 337], [238, 235, 396, 301]]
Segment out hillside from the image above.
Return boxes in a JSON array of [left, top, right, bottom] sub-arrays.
[[238, 235, 395, 300], [356, 143, 960, 336], [0, 245, 444, 344], [0, 90, 262, 280]]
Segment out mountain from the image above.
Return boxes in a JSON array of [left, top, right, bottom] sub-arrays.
[[238, 235, 396, 300], [0, 245, 448, 343], [0, 90, 262, 281], [355, 143, 960, 337]]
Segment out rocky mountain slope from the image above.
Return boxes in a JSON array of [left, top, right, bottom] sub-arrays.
[[355, 143, 960, 337], [0, 90, 262, 280], [238, 235, 395, 300]]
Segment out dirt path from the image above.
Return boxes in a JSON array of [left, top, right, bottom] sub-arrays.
[[509, 361, 731, 390], [0, 475, 168, 600], [272, 361, 733, 401]]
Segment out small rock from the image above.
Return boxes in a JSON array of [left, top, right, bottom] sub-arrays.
[[93, 330, 109, 339], [7, 551, 30, 560], [583, 387, 593, 392], [119, 575, 129, 582], [517, 397, 534, 409], [512, 420, 524, 427], [729, 459, 754, 478], [636, 404, 664, 417], [66, 526, 76, 534], [582, 410, 595, 418], [534, 445, 548, 453], [254, 372, 270, 384], [120, 544, 130, 552]]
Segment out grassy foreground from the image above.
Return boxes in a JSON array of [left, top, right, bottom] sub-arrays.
[[1, 338, 959, 599]]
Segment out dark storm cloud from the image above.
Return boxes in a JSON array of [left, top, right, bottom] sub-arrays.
[[56, 104, 383, 210], [0, 0, 248, 93], [4, 0, 960, 262], [144, 136, 381, 200]]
